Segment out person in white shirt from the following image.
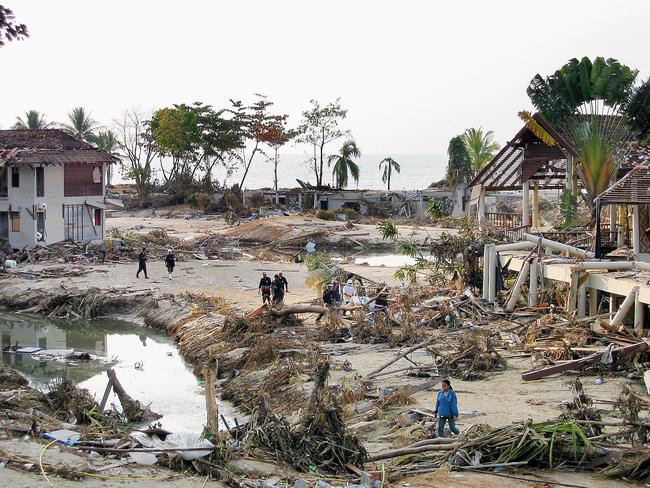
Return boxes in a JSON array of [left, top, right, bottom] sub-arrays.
[[342, 279, 357, 305]]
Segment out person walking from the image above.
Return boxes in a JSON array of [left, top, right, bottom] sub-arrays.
[[165, 249, 176, 279], [272, 274, 285, 306], [136, 247, 148, 279], [434, 379, 460, 437], [259, 272, 272, 305], [278, 272, 289, 293], [343, 279, 357, 305]]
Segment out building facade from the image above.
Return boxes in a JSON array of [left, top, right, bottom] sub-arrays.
[[0, 130, 117, 249]]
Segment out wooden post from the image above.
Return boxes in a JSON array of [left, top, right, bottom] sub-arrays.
[[528, 259, 538, 307], [610, 204, 618, 242], [611, 287, 638, 329], [532, 182, 540, 229], [566, 155, 573, 191], [477, 187, 486, 225], [488, 245, 497, 302], [634, 292, 644, 338], [505, 259, 531, 311], [203, 360, 219, 436], [522, 181, 530, 227], [609, 293, 616, 322], [99, 374, 115, 411]]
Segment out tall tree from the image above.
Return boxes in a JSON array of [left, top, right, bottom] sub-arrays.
[[256, 117, 295, 194], [462, 128, 500, 170], [627, 77, 650, 141], [378, 157, 401, 191], [297, 99, 349, 188], [232, 95, 288, 189], [526, 56, 640, 200], [0, 5, 27, 47], [328, 139, 361, 189], [12, 110, 52, 129], [62, 107, 98, 142], [445, 136, 472, 186], [114, 109, 158, 197]]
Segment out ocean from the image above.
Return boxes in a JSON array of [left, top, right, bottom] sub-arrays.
[[126, 153, 447, 191]]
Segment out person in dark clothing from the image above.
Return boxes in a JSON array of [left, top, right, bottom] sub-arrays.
[[136, 248, 148, 278], [272, 274, 285, 305], [331, 280, 341, 303], [317, 283, 336, 321], [259, 272, 272, 304], [374, 284, 389, 310], [278, 272, 289, 293], [165, 249, 176, 280]]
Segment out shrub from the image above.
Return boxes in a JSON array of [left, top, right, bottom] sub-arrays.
[[316, 210, 337, 221], [188, 192, 212, 210], [340, 207, 359, 220]]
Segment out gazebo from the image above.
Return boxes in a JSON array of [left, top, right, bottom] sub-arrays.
[[468, 114, 579, 233]]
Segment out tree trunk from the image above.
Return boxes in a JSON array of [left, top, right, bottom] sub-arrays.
[[318, 128, 326, 188], [240, 142, 259, 189], [387, 169, 391, 191]]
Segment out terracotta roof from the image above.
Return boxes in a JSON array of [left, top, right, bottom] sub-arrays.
[[0, 129, 117, 166]]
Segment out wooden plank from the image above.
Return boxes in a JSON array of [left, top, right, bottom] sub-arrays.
[[521, 341, 648, 381]]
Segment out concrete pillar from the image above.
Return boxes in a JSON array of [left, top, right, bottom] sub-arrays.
[[577, 278, 587, 318], [634, 292, 644, 337], [632, 205, 640, 257], [532, 182, 540, 229], [478, 188, 486, 225], [611, 287, 638, 329], [488, 245, 497, 302], [609, 293, 616, 321], [528, 259, 538, 307], [589, 289, 598, 316], [522, 181, 530, 227], [505, 259, 531, 311], [482, 245, 490, 300]]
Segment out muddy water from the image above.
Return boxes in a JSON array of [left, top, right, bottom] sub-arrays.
[[0, 314, 244, 433]]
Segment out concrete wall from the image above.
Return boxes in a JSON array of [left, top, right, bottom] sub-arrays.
[[0, 163, 106, 249]]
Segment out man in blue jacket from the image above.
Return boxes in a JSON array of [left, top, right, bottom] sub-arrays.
[[434, 379, 460, 437]]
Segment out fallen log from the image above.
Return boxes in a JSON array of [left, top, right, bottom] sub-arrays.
[[364, 336, 437, 380], [369, 442, 461, 461], [521, 341, 649, 381], [107, 369, 161, 422]]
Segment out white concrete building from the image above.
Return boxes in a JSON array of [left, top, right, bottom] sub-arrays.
[[0, 129, 117, 249]]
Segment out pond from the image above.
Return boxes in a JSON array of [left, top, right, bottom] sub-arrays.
[[0, 314, 242, 433]]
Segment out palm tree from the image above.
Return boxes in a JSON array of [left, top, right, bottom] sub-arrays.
[[446, 136, 472, 186], [378, 157, 401, 191], [62, 106, 97, 142], [462, 127, 500, 170], [12, 110, 52, 129], [328, 139, 361, 189]]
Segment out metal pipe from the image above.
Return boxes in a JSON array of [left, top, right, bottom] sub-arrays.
[[494, 241, 537, 252], [523, 233, 595, 259], [610, 287, 638, 329]]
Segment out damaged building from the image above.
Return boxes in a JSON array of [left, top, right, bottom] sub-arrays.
[[0, 129, 118, 249]]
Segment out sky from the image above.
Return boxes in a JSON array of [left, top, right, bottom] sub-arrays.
[[1, 0, 649, 158]]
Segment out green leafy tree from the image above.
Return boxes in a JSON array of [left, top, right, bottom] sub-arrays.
[[462, 127, 500, 170], [445, 135, 472, 186], [297, 99, 349, 188], [62, 107, 98, 142], [12, 110, 52, 129], [328, 139, 361, 189], [0, 5, 28, 47], [526, 56, 640, 200], [626, 77, 650, 141], [378, 157, 401, 191], [151, 102, 245, 195]]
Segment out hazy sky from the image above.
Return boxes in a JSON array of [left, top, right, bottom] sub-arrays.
[[2, 0, 649, 157]]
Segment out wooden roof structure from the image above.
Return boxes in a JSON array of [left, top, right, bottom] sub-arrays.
[[598, 163, 650, 205], [469, 114, 577, 191], [0, 129, 118, 167]]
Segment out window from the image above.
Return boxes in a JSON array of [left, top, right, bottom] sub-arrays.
[[10, 211, 20, 232], [11, 167, 19, 188], [36, 167, 45, 197], [94, 208, 102, 226]]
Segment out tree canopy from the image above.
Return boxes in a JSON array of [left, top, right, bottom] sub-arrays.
[[63, 107, 98, 142], [328, 139, 361, 189], [12, 110, 52, 129], [378, 157, 401, 191], [445, 136, 472, 186], [0, 5, 27, 47], [462, 128, 500, 170]]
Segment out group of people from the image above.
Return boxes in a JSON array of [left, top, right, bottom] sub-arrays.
[[136, 248, 176, 280], [258, 271, 289, 305]]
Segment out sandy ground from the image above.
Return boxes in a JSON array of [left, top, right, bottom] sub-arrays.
[[0, 214, 640, 487], [106, 213, 456, 245]]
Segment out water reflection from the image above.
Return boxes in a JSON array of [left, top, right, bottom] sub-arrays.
[[0, 314, 241, 432]]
